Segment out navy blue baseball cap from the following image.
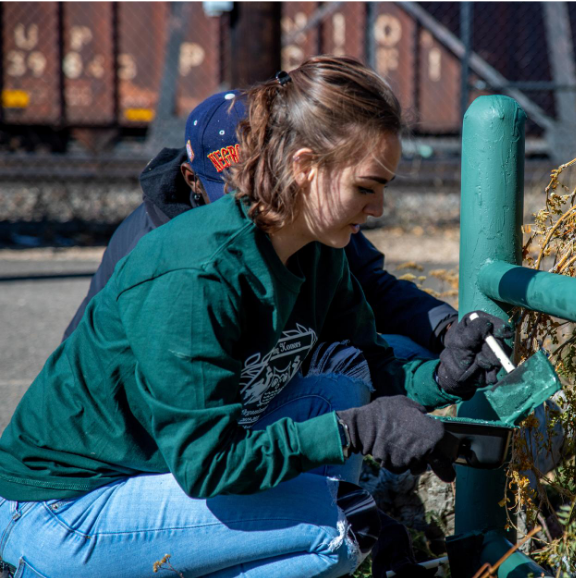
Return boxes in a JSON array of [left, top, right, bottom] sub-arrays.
[[185, 90, 247, 203]]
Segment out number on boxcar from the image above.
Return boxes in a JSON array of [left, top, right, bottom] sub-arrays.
[[332, 13, 345, 57], [375, 14, 402, 76], [179, 43, 206, 76]]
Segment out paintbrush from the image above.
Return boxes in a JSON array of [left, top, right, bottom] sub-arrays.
[[469, 312, 562, 425]]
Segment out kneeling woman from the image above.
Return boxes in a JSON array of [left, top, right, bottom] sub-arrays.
[[0, 56, 509, 578]]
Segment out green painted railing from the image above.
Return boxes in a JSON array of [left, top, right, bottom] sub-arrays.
[[478, 260, 576, 320], [452, 94, 576, 577]]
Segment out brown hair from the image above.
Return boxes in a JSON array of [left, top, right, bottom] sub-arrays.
[[227, 55, 402, 231]]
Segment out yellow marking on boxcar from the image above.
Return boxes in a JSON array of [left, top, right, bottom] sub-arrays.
[[124, 108, 155, 122], [2, 89, 30, 108]]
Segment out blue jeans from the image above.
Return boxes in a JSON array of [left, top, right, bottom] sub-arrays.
[[0, 349, 372, 578]]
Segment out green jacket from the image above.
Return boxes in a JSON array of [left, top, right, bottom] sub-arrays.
[[0, 195, 456, 501]]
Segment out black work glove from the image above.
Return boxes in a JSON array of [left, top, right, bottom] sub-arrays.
[[336, 396, 458, 482], [437, 311, 513, 399]]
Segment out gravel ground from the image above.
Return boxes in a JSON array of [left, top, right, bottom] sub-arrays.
[[0, 176, 555, 248], [365, 226, 460, 264], [0, 227, 461, 265]]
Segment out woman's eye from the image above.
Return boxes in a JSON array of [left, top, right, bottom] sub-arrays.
[[358, 187, 374, 195]]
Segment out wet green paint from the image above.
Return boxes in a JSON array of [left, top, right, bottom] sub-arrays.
[[479, 260, 576, 322], [454, 94, 556, 577], [433, 415, 516, 430], [458, 96, 526, 321], [456, 95, 526, 539], [484, 350, 562, 425]]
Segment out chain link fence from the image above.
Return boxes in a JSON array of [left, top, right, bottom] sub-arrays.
[[0, 2, 571, 245], [1, 2, 226, 152]]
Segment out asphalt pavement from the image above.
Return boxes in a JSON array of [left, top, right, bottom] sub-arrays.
[[1, 249, 101, 434]]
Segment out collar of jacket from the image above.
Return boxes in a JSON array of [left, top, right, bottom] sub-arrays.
[[139, 147, 195, 225]]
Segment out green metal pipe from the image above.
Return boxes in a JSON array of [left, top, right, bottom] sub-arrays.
[[456, 95, 526, 538], [478, 259, 576, 322], [455, 96, 551, 577], [481, 532, 552, 577]]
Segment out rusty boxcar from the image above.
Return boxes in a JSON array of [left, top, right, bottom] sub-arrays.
[[0, 2, 562, 153]]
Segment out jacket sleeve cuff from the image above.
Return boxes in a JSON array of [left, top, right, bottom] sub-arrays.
[[409, 359, 462, 410], [294, 412, 345, 468], [428, 306, 459, 352]]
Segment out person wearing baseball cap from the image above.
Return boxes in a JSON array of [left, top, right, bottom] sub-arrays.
[[62, 90, 247, 339], [63, 89, 457, 369], [184, 90, 245, 204]]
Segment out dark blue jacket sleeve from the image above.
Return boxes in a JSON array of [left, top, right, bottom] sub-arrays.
[[345, 232, 457, 353], [61, 203, 157, 341]]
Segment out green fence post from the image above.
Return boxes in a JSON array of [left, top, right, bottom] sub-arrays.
[[456, 95, 526, 537]]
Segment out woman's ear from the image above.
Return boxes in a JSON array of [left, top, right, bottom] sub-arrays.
[[181, 163, 196, 189], [292, 148, 315, 188]]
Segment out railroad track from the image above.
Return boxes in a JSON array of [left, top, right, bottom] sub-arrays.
[[0, 152, 554, 186], [0, 153, 150, 181]]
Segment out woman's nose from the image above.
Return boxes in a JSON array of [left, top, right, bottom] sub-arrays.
[[364, 191, 384, 218]]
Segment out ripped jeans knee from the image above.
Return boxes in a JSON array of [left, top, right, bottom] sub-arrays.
[[322, 479, 380, 576], [337, 480, 381, 554]]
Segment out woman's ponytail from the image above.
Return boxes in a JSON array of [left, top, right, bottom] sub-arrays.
[[227, 55, 403, 232]]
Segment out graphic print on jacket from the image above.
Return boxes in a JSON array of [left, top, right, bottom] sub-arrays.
[[239, 323, 317, 426]]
